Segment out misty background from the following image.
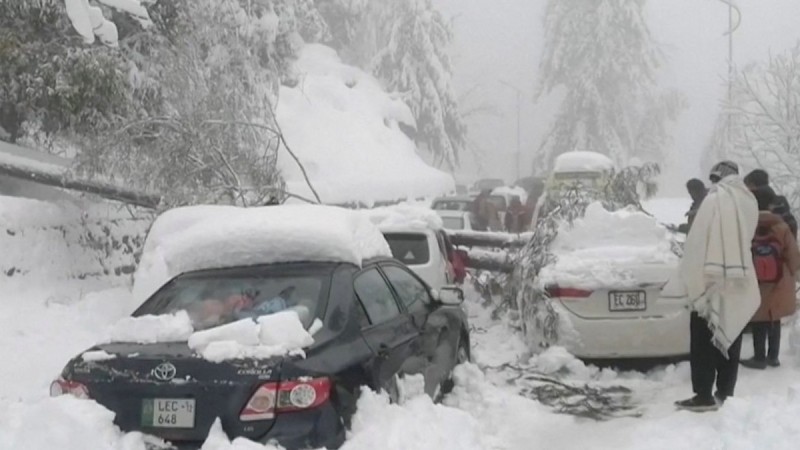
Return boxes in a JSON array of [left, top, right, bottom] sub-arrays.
[[437, 0, 800, 195]]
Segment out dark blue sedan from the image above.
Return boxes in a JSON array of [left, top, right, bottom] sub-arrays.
[[51, 257, 470, 449]]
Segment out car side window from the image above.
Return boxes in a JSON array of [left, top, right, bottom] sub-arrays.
[[353, 269, 401, 325], [382, 265, 430, 311]]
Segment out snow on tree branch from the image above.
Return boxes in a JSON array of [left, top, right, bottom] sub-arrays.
[[64, 0, 152, 46]]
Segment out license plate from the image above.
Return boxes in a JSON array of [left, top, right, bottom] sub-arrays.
[[609, 291, 646, 312], [141, 398, 195, 428]]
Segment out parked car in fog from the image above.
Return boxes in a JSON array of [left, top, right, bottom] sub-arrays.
[[380, 226, 456, 290]]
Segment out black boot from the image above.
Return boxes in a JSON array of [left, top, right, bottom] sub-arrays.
[[740, 357, 767, 370]]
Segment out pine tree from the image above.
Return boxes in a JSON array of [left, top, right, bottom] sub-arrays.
[[536, 0, 683, 168]]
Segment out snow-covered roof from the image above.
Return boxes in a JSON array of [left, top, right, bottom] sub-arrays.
[[133, 205, 391, 303], [277, 44, 454, 205], [553, 151, 614, 173], [363, 203, 444, 231]]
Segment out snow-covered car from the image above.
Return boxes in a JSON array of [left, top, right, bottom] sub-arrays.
[[380, 226, 456, 290], [527, 203, 688, 359], [531, 151, 616, 227], [50, 205, 470, 449], [435, 210, 474, 231]]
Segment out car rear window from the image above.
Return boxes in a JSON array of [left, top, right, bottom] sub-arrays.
[[441, 216, 465, 230], [383, 233, 430, 265], [137, 266, 331, 331]]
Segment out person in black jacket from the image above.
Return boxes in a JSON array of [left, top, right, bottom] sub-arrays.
[[744, 169, 797, 237], [677, 178, 707, 234]]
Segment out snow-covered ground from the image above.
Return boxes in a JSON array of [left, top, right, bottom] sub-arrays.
[[2, 196, 800, 450], [3, 276, 800, 450]]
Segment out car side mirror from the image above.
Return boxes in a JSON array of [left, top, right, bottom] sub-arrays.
[[437, 286, 464, 306]]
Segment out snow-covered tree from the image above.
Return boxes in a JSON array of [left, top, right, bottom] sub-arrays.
[[536, 0, 684, 168], [706, 43, 800, 208], [320, 0, 467, 170], [0, 0, 135, 145], [75, 0, 303, 207]]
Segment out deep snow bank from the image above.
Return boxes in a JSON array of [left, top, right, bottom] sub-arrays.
[[0, 195, 150, 288], [277, 44, 455, 205]]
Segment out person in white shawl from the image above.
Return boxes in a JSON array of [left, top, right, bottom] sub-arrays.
[[662, 161, 759, 412]]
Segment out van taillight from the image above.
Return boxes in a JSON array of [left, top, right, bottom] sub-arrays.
[[545, 285, 593, 299], [240, 377, 331, 422]]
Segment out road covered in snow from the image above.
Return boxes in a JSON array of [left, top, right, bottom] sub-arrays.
[[2, 275, 800, 450]]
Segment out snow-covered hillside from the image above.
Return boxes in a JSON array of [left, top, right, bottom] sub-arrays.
[[277, 45, 455, 206]]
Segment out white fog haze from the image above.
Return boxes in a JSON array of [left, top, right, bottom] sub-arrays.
[[437, 0, 800, 194]]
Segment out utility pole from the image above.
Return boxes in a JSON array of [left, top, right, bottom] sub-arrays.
[[719, 0, 741, 150], [500, 80, 523, 182]]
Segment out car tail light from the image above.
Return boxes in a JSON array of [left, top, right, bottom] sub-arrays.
[[50, 378, 90, 399], [240, 377, 331, 422], [545, 285, 593, 299]]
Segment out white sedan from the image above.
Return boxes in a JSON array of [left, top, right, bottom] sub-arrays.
[[524, 203, 689, 359]]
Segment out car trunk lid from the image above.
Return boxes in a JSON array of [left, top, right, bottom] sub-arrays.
[[68, 342, 284, 443]]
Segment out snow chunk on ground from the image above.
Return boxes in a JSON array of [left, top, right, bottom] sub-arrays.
[[134, 204, 391, 303], [277, 44, 454, 205], [643, 197, 692, 226], [539, 202, 678, 289], [553, 151, 615, 173], [343, 388, 486, 450], [188, 311, 313, 363], [363, 203, 443, 230], [108, 310, 193, 344], [0, 396, 153, 450]]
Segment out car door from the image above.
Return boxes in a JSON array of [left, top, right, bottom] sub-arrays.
[[380, 263, 454, 397], [353, 267, 421, 394]]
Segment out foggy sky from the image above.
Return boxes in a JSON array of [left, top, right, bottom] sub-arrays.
[[435, 0, 800, 195]]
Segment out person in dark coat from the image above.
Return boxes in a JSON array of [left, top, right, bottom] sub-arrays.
[[740, 187, 800, 369], [744, 169, 797, 237], [678, 178, 707, 234], [504, 196, 531, 233]]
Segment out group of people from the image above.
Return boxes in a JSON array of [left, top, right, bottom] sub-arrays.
[[471, 189, 534, 233], [667, 161, 800, 412]]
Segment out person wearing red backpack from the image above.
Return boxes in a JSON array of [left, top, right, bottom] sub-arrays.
[[741, 186, 800, 369]]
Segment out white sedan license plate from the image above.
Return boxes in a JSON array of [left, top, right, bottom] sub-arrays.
[[142, 398, 195, 428], [609, 291, 647, 312]]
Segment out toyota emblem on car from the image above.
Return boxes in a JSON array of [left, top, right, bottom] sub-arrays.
[[152, 362, 177, 381]]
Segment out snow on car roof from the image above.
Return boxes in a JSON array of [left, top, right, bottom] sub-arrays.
[[364, 203, 444, 231], [133, 205, 391, 303], [553, 151, 615, 173]]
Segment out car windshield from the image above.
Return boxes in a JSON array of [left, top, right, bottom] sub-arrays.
[[441, 216, 465, 230], [383, 233, 430, 265], [137, 265, 332, 331], [432, 200, 471, 211]]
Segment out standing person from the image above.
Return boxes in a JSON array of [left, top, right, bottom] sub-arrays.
[[740, 186, 800, 369], [504, 196, 531, 233], [744, 169, 798, 237], [662, 161, 760, 412], [470, 190, 491, 231], [677, 178, 707, 234]]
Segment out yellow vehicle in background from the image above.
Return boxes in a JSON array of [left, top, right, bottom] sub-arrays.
[[530, 151, 616, 227]]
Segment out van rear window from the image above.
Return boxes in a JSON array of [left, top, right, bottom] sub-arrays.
[[383, 233, 430, 265]]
